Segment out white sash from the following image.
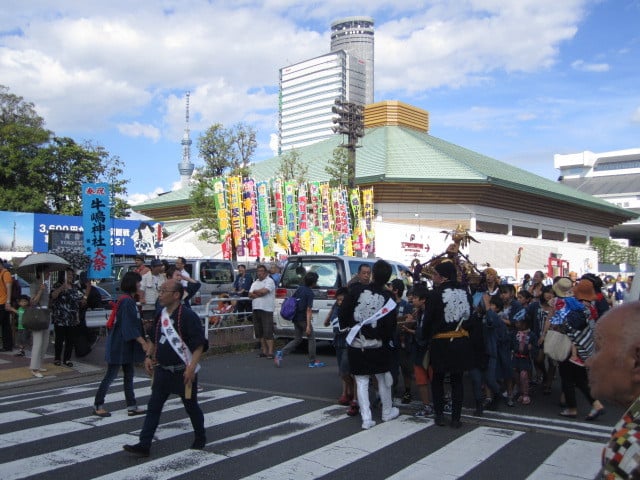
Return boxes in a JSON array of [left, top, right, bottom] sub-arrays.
[[346, 298, 397, 346], [160, 307, 200, 374]]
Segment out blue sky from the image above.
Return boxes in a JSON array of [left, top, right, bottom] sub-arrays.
[[1, 0, 638, 208]]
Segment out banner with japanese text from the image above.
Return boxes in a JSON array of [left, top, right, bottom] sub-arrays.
[[82, 183, 112, 279]]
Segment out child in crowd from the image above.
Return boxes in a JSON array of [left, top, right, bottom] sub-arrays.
[[389, 280, 413, 404], [481, 294, 508, 410], [209, 293, 235, 327], [14, 294, 31, 357], [324, 288, 355, 411], [403, 285, 433, 417], [512, 317, 534, 405], [498, 284, 522, 406]]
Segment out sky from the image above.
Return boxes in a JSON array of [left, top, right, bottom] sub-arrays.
[[1, 0, 639, 209]]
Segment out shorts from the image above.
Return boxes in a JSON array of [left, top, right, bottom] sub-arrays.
[[252, 309, 274, 340], [16, 329, 30, 347], [414, 364, 433, 386], [336, 346, 350, 376]]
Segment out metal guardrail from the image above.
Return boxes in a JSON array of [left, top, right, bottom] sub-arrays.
[[84, 296, 254, 333]]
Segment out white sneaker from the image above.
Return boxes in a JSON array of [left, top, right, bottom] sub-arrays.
[[38, 368, 47, 372], [382, 407, 400, 422], [31, 371, 43, 378], [361, 420, 376, 430]]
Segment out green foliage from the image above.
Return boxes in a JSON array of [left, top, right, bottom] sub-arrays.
[[276, 149, 308, 183], [190, 171, 219, 243], [0, 85, 130, 216], [191, 122, 257, 244], [325, 147, 350, 187], [197, 122, 256, 178], [591, 237, 639, 265]]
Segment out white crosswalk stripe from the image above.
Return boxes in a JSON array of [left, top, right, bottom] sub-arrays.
[[387, 426, 524, 479], [0, 380, 609, 479]]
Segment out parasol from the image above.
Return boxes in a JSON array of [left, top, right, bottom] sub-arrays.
[[17, 253, 71, 275]]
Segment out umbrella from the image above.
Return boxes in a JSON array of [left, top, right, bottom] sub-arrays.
[[17, 253, 71, 275]]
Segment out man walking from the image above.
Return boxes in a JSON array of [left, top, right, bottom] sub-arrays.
[[123, 279, 208, 457]]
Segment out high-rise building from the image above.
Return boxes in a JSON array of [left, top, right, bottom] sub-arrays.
[[330, 16, 375, 106], [277, 16, 374, 153], [278, 51, 366, 153]]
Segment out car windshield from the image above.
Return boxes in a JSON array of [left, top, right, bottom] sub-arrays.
[[281, 260, 340, 289], [199, 261, 233, 285]]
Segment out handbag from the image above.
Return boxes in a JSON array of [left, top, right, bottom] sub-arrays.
[[544, 329, 572, 361], [22, 307, 50, 331]]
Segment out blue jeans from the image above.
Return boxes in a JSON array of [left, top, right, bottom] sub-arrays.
[[138, 367, 205, 448], [94, 363, 136, 409]]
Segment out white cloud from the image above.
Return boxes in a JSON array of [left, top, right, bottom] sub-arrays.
[[571, 60, 610, 72], [127, 187, 164, 206], [117, 122, 161, 141], [0, 0, 593, 137], [632, 107, 640, 124]]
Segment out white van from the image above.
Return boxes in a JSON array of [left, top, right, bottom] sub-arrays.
[[273, 255, 412, 341], [98, 258, 235, 306]]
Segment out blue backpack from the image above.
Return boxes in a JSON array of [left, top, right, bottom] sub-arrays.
[[280, 295, 299, 321]]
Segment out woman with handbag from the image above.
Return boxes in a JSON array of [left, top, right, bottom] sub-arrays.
[[50, 268, 83, 367], [92, 271, 148, 417], [552, 278, 605, 420], [28, 266, 51, 378]]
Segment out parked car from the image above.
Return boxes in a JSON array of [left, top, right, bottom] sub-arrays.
[[98, 258, 235, 306], [273, 255, 412, 341]]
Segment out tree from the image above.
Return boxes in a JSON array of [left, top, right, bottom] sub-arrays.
[[591, 237, 639, 266], [0, 85, 130, 216], [191, 122, 257, 244], [325, 146, 350, 187], [196, 122, 256, 178], [276, 148, 308, 183]]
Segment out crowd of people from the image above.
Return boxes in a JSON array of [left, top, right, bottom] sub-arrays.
[[4, 254, 640, 474], [308, 263, 631, 435]]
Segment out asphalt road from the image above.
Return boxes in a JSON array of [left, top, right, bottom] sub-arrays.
[[0, 340, 620, 479]]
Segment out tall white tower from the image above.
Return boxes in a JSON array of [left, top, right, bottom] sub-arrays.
[[330, 16, 375, 105], [178, 92, 194, 187]]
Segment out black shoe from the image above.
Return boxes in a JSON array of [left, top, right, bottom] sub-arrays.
[[191, 437, 207, 450], [450, 419, 462, 429], [435, 415, 446, 426], [123, 443, 150, 457], [127, 409, 146, 416]]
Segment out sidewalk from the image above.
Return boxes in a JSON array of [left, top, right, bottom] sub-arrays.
[[0, 345, 103, 387]]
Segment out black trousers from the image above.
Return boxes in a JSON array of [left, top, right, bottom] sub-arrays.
[[0, 306, 13, 351], [54, 325, 77, 362], [558, 360, 595, 408], [432, 370, 464, 421]]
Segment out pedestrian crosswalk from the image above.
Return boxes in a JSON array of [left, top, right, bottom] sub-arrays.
[[0, 379, 607, 479]]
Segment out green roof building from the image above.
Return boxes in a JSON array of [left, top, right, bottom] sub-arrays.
[[134, 101, 634, 277]]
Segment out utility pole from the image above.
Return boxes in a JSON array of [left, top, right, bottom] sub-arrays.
[[332, 98, 364, 188]]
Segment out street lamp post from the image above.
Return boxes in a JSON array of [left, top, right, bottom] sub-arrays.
[[332, 98, 364, 189]]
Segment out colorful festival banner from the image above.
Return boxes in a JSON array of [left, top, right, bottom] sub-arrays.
[[227, 176, 244, 256], [284, 180, 297, 242], [242, 179, 259, 258], [208, 177, 374, 259], [211, 177, 230, 239], [82, 183, 112, 279], [256, 181, 272, 257]]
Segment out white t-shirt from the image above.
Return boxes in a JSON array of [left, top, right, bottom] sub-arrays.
[[141, 272, 166, 306], [249, 276, 276, 312]]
